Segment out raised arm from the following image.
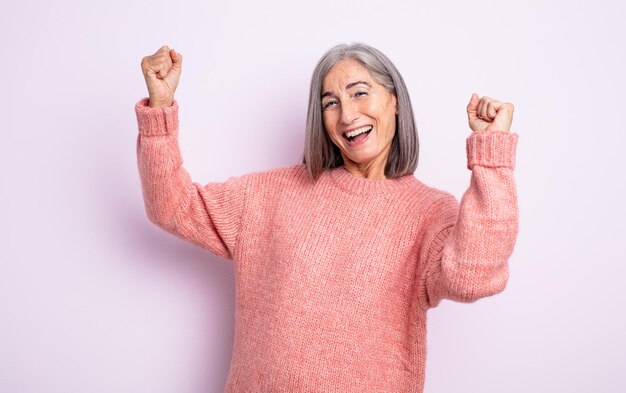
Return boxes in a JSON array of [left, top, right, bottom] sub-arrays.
[[135, 46, 249, 260], [418, 94, 519, 309]]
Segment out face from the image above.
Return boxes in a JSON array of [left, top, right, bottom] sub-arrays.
[[321, 58, 398, 176]]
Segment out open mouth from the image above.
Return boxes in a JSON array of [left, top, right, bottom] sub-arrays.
[[343, 125, 373, 142]]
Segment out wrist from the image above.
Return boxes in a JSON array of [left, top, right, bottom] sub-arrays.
[[466, 131, 518, 170], [148, 98, 174, 109], [135, 98, 179, 136]]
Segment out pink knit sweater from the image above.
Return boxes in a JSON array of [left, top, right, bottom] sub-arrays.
[[135, 97, 519, 392]]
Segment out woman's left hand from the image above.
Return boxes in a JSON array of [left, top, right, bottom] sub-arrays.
[[466, 93, 514, 133]]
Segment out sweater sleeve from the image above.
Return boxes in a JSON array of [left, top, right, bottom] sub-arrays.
[[134, 98, 249, 260], [418, 130, 519, 310]]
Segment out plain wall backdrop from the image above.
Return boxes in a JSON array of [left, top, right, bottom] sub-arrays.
[[1, 0, 625, 392]]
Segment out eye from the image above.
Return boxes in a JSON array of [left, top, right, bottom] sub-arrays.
[[322, 100, 338, 111], [355, 90, 368, 97]]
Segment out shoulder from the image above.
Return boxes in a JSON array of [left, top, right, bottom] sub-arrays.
[[418, 180, 459, 226], [408, 177, 459, 220], [400, 176, 457, 207], [238, 163, 313, 189]]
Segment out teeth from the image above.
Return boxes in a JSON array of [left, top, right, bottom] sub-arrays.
[[344, 126, 373, 138]]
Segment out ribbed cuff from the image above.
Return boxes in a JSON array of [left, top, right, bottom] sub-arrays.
[[135, 97, 179, 136], [466, 130, 518, 170]]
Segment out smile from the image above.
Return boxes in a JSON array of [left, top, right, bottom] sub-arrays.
[[342, 125, 373, 142]]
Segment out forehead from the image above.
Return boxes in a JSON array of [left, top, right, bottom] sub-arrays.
[[322, 58, 374, 90]]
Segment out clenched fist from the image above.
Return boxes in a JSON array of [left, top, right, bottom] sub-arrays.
[[466, 93, 514, 133], [140, 45, 183, 108]]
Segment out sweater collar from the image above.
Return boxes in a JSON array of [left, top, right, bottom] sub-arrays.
[[327, 165, 418, 196]]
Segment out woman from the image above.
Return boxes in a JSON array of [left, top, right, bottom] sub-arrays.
[[135, 43, 519, 392]]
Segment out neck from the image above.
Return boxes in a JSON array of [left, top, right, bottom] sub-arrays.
[[342, 157, 387, 180]]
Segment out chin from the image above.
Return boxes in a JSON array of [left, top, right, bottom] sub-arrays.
[[343, 151, 378, 165]]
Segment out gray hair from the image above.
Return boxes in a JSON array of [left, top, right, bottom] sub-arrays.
[[302, 42, 419, 181]]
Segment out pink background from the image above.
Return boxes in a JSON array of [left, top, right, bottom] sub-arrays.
[[2, 0, 625, 392]]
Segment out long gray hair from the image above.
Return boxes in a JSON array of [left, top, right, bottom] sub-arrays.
[[302, 43, 419, 180]]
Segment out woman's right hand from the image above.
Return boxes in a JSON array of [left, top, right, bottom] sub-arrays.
[[140, 45, 183, 108]]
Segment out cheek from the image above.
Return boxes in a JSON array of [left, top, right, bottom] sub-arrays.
[[388, 115, 397, 138], [322, 114, 338, 136], [322, 118, 338, 144], [370, 103, 395, 128], [322, 115, 329, 132]]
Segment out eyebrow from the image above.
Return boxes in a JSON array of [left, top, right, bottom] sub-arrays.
[[321, 81, 372, 99]]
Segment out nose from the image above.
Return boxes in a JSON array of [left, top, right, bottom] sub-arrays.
[[339, 99, 359, 125]]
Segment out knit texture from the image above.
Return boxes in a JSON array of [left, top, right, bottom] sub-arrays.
[[135, 97, 519, 392]]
